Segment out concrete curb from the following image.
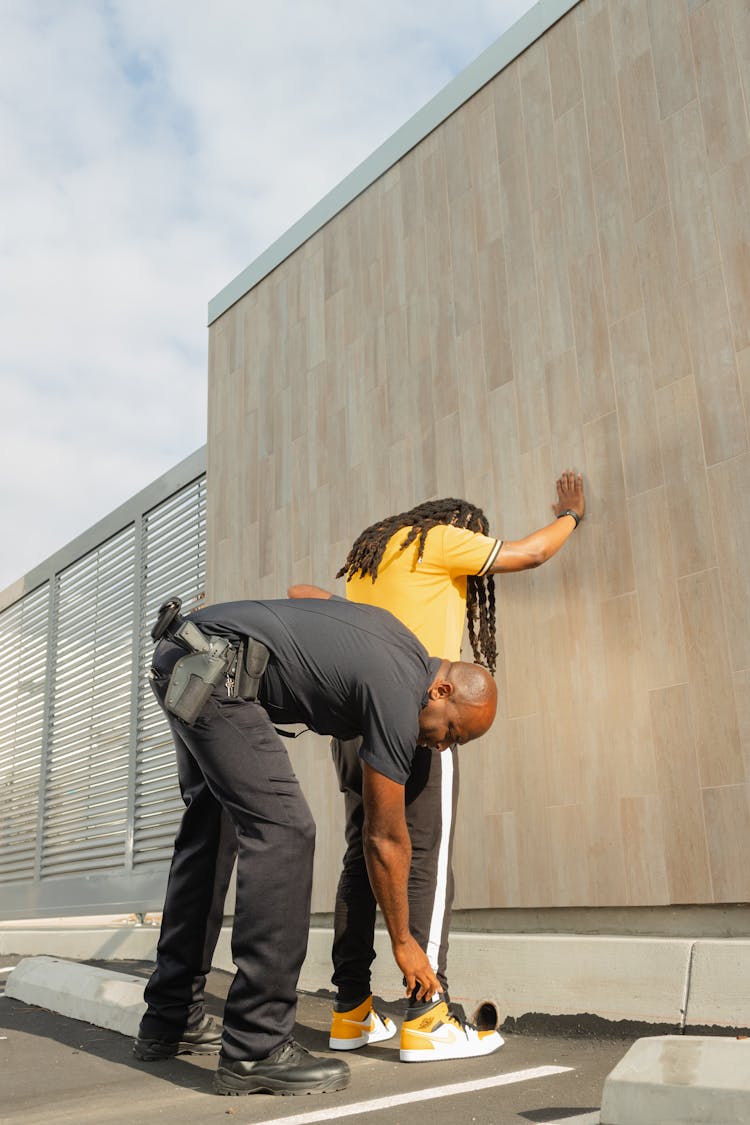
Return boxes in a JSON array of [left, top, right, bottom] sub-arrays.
[[3, 925, 750, 1031], [5, 956, 146, 1037], [685, 940, 750, 1029], [298, 929, 693, 1024], [0, 925, 159, 962]]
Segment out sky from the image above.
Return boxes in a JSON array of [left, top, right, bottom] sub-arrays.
[[2, 0, 537, 593]]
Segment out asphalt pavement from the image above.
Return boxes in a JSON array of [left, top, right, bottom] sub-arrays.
[[0, 955, 631, 1125]]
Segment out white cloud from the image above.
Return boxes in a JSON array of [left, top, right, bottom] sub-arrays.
[[1, 0, 536, 591]]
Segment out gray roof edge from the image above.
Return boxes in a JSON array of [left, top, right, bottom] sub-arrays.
[[0, 445, 207, 614], [207, 0, 579, 325]]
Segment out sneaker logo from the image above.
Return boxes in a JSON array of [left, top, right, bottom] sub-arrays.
[[408, 1025, 462, 1046], [342, 1017, 375, 1032]]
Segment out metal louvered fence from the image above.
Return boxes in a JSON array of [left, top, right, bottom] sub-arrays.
[[0, 449, 207, 919]]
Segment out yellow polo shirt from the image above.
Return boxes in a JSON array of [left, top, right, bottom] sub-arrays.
[[346, 524, 501, 660]]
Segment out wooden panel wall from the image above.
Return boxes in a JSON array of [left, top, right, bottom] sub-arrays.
[[207, 0, 750, 911]]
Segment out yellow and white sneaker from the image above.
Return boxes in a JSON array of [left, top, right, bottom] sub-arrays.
[[329, 995, 397, 1050], [399, 999, 503, 1062]]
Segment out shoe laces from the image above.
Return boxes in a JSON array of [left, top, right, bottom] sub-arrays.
[[273, 1038, 310, 1064], [444, 1003, 477, 1037], [447, 1001, 470, 1026]]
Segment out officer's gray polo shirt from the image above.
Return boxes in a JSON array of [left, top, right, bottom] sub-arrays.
[[190, 597, 441, 785]]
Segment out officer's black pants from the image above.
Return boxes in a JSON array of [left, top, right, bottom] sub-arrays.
[[140, 666, 315, 1061], [331, 738, 459, 1002]]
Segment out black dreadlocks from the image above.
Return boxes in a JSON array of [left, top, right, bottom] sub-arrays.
[[336, 498, 497, 675]]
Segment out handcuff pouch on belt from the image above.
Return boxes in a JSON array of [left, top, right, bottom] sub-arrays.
[[233, 637, 269, 702], [151, 596, 269, 725]]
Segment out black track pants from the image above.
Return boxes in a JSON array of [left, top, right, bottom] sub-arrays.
[[140, 669, 316, 1061], [331, 738, 459, 1001]]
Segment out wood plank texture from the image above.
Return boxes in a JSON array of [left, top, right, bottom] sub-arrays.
[[207, 0, 750, 910]]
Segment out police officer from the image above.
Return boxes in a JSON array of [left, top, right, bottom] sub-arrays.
[[133, 595, 496, 1097]]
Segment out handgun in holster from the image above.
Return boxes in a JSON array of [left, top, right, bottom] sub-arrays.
[[150, 596, 268, 724]]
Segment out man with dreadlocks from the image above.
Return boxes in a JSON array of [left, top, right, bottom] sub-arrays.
[[289, 469, 584, 1063]]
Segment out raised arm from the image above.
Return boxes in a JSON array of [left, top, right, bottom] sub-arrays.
[[491, 470, 585, 573], [361, 763, 441, 1000]]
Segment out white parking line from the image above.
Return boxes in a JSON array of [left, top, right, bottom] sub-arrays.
[[0, 966, 16, 974], [546, 1116, 600, 1125], [255, 1065, 573, 1125]]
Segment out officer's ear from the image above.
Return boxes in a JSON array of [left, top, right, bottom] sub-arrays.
[[427, 679, 454, 701]]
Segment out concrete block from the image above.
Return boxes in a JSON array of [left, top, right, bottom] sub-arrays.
[[600, 1036, 750, 1125], [685, 940, 750, 1029], [5, 956, 147, 1037]]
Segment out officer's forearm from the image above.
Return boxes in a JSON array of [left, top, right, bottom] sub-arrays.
[[363, 831, 411, 945], [364, 812, 441, 1000]]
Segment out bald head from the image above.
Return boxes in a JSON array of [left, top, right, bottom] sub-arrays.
[[417, 660, 497, 751], [446, 661, 497, 712]]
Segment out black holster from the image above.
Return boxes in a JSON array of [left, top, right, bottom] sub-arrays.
[[165, 648, 233, 724], [151, 596, 268, 724]]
